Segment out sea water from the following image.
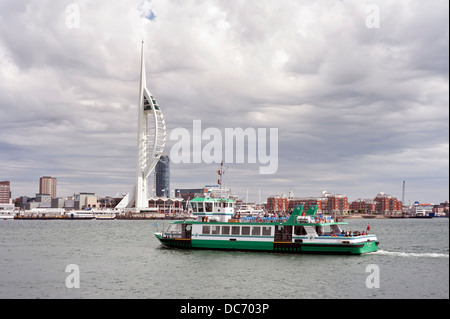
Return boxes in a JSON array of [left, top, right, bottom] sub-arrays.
[[0, 218, 448, 299]]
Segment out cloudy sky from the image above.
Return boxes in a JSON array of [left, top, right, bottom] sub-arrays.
[[0, 0, 448, 205]]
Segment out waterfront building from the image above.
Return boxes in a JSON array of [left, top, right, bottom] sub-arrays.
[[325, 194, 350, 214], [374, 192, 402, 215], [350, 198, 377, 214], [154, 154, 170, 197], [36, 193, 51, 203], [267, 194, 288, 213], [148, 197, 183, 213], [73, 192, 97, 209], [51, 198, 65, 209], [39, 176, 57, 198], [288, 197, 326, 213], [286, 191, 349, 215], [432, 201, 449, 217], [0, 181, 11, 204]]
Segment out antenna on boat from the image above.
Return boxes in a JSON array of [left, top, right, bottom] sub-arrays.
[[217, 161, 229, 198]]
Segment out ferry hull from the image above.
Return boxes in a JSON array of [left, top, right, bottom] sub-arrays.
[[155, 233, 379, 255]]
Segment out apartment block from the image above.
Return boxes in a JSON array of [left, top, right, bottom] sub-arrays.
[[267, 195, 288, 213], [374, 192, 402, 214], [39, 176, 57, 198], [0, 181, 11, 204]]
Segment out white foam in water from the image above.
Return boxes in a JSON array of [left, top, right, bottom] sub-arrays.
[[375, 250, 449, 258]]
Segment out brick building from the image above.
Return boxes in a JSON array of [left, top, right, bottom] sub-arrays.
[[326, 194, 350, 214], [267, 195, 288, 213], [350, 198, 377, 214], [374, 192, 402, 215]]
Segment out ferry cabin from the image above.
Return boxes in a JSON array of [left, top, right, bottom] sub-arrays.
[[189, 197, 235, 222]]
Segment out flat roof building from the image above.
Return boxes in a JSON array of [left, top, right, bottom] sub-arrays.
[[0, 181, 11, 204], [39, 176, 57, 198]]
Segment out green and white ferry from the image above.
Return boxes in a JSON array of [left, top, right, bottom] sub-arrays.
[[155, 198, 379, 255]]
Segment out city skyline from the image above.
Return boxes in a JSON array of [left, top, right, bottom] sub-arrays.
[[0, 1, 448, 205]]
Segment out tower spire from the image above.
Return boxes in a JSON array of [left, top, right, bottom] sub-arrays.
[[117, 41, 166, 211]]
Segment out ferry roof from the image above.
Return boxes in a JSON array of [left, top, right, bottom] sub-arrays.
[[190, 197, 234, 203]]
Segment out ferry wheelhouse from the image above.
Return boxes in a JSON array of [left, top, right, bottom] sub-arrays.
[[155, 199, 379, 255]]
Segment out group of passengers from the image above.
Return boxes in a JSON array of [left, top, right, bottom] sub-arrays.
[[340, 230, 368, 237]]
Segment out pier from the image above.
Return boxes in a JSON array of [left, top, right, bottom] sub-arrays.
[[8, 211, 193, 220]]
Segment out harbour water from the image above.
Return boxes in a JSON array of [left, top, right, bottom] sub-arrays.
[[0, 218, 448, 299]]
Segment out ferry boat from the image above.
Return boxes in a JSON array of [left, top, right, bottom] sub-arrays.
[[0, 211, 15, 220], [155, 199, 379, 255]]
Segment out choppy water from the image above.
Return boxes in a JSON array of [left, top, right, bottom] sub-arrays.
[[0, 218, 448, 299]]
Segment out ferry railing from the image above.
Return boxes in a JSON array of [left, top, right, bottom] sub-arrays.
[[162, 232, 182, 239], [235, 216, 337, 223], [238, 216, 290, 223]]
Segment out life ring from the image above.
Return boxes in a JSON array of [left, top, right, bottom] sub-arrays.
[[204, 216, 208, 222], [336, 216, 343, 222], [256, 217, 262, 223], [314, 216, 322, 223], [234, 212, 241, 219]]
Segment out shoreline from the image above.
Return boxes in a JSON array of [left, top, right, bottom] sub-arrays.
[[4, 214, 447, 220]]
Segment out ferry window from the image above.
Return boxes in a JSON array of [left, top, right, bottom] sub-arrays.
[[202, 226, 210, 234], [198, 203, 204, 213], [294, 226, 307, 235], [222, 226, 230, 235], [232, 226, 240, 235], [167, 224, 181, 233], [252, 226, 261, 236], [211, 225, 220, 235], [262, 226, 272, 236], [241, 226, 250, 235], [191, 202, 198, 213], [205, 202, 213, 212]]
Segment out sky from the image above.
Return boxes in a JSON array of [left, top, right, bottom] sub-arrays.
[[0, 0, 448, 205]]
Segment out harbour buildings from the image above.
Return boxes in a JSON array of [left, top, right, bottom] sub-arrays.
[[373, 192, 403, 215], [269, 191, 402, 215], [39, 176, 57, 198], [0, 181, 11, 204]]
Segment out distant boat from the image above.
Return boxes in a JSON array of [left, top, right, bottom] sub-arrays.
[[95, 212, 116, 220], [0, 211, 15, 220], [67, 211, 95, 219]]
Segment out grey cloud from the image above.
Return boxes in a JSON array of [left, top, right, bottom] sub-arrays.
[[0, 0, 448, 204]]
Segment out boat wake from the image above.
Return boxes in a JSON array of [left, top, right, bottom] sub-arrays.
[[374, 250, 449, 258]]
